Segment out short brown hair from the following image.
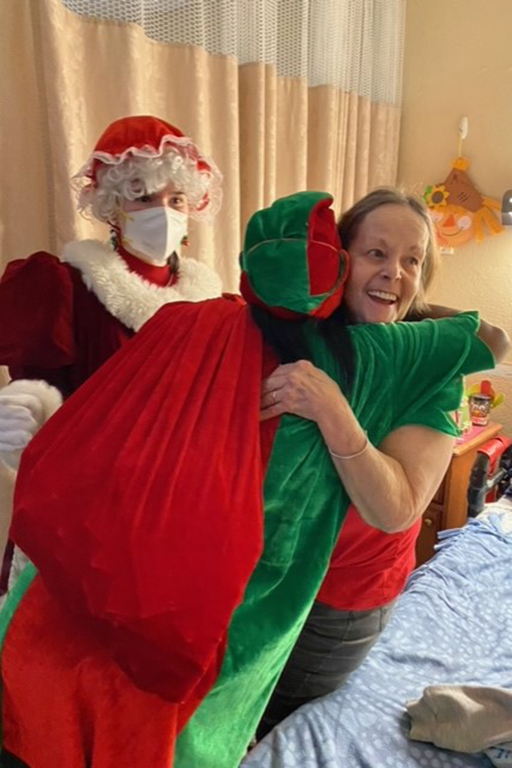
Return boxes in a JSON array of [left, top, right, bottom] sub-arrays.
[[337, 187, 440, 315]]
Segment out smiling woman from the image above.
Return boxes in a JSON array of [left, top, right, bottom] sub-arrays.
[[340, 188, 438, 324], [343, 205, 427, 323], [257, 186, 511, 740]]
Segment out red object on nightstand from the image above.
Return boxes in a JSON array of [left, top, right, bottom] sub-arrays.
[[467, 434, 512, 516]]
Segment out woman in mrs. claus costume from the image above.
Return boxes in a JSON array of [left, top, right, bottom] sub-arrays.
[[0, 114, 223, 584]]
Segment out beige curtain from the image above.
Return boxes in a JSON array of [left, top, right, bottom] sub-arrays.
[[0, 0, 404, 292]]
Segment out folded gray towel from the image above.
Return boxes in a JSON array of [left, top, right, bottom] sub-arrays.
[[407, 685, 512, 753]]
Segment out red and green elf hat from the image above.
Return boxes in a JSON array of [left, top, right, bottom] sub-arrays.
[[240, 191, 349, 319]]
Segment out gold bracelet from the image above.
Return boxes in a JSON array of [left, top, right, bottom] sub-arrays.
[[328, 433, 369, 460]]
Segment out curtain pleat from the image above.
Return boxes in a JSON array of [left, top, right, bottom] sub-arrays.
[[0, 0, 404, 291]]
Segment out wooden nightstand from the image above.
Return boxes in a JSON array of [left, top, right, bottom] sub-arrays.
[[415, 421, 503, 566]]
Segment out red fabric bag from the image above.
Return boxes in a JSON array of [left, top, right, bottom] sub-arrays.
[[11, 298, 265, 705]]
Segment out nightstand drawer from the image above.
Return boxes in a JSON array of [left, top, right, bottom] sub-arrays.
[[414, 422, 502, 565]]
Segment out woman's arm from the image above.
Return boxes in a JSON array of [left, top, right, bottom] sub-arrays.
[[413, 304, 511, 363], [261, 361, 454, 533], [328, 423, 454, 532]]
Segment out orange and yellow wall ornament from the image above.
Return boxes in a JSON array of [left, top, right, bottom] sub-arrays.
[[424, 156, 504, 248]]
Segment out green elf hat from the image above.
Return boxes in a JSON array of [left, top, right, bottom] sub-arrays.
[[240, 191, 349, 319]]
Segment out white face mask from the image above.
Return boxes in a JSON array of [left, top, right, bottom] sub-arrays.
[[120, 206, 188, 266]]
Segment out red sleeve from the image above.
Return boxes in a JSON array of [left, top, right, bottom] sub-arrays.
[[0, 252, 76, 370]]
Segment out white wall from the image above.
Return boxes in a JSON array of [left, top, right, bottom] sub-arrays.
[[399, 0, 512, 433]]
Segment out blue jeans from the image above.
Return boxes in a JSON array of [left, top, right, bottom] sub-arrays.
[[257, 598, 395, 739]]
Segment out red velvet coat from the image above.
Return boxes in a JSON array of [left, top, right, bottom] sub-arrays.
[[0, 242, 222, 396]]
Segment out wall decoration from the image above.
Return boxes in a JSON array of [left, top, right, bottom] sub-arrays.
[[424, 156, 504, 248]]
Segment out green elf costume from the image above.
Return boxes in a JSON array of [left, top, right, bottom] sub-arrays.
[[0, 193, 494, 768]]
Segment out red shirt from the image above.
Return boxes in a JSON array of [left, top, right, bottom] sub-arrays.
[[316, 504, 421, 611]]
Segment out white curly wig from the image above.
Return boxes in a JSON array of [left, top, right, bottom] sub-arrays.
[[72, 118, 223, 225]]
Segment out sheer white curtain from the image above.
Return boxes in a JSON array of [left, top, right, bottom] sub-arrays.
[[62, 0, 404, 99]]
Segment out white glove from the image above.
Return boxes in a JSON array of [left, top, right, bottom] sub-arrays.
[[0, 381, 62, 470], [0, 394, 42, 450]]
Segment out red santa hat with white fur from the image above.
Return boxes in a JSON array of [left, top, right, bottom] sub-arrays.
[[73, 115, 223, 221]]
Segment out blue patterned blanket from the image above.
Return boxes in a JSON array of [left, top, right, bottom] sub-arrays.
[[242, 501, 512, 768]]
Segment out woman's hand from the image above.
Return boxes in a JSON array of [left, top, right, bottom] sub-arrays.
[[260, 360, 347, 423], [261, 362, 455, 534]]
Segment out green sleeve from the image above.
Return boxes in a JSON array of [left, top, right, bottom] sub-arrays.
[[351, 312, 495, 439], [390, 311, 494, 435]]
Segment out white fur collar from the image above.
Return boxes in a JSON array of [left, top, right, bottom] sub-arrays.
[[61, 240, 223, 332]]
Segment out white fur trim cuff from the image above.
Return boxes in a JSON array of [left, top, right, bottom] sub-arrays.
[[2, 379, 63, 421], [0, 380, 62, 470]]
